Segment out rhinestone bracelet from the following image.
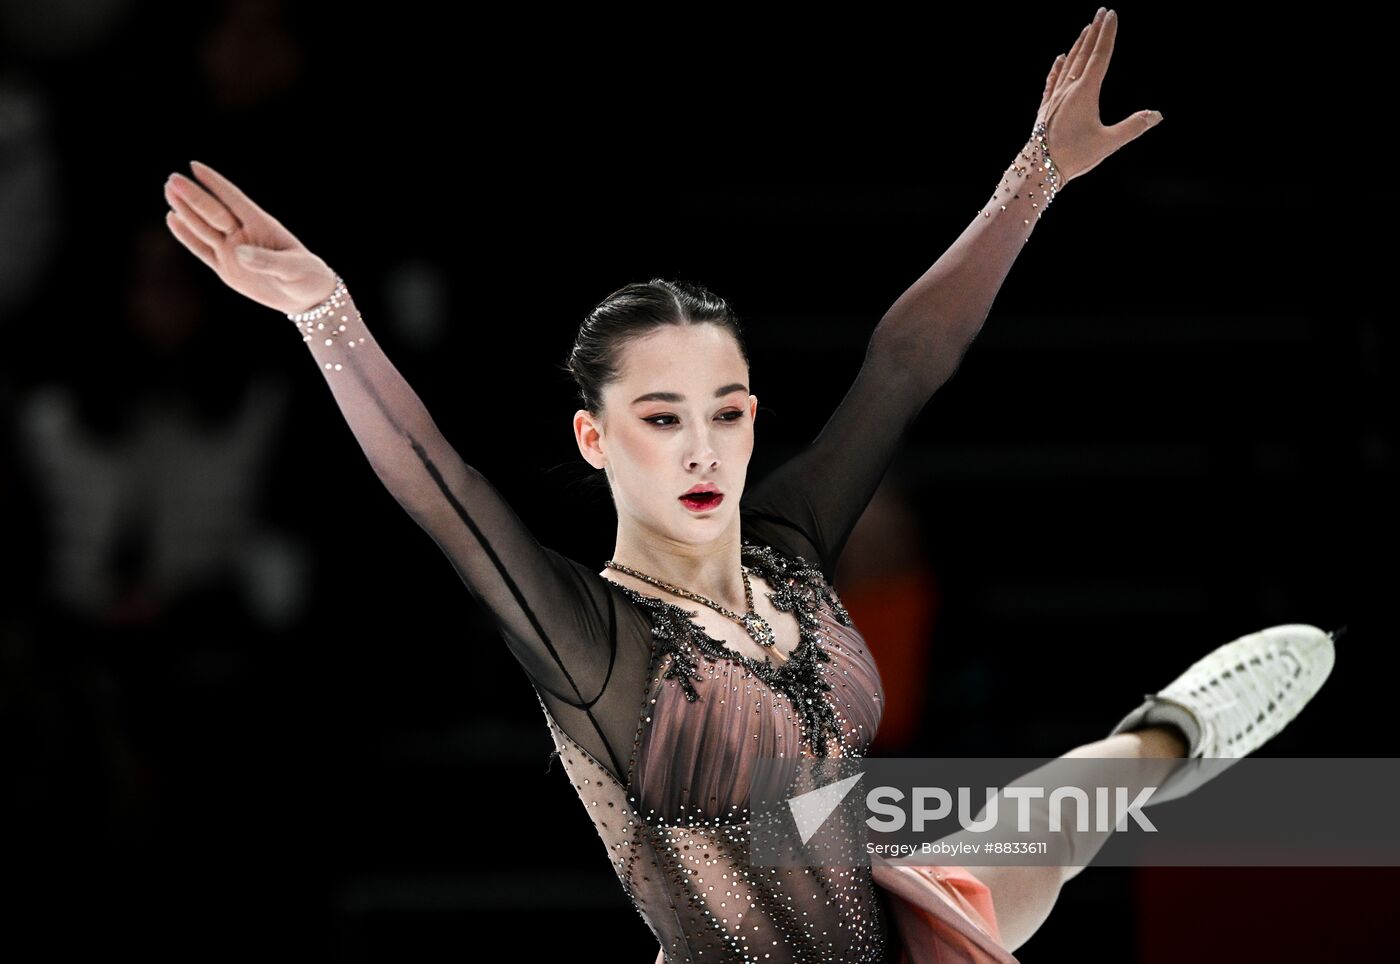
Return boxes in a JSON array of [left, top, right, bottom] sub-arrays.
[[982, 122, 1061, 227], [287, 274, 348, 322], [287, 273, 365, 372]]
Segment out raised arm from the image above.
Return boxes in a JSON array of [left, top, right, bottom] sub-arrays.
[[160, 164, 621, 720], [742, 8, 1163, 582]]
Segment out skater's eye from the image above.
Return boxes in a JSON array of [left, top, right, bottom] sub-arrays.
[[644, 411, 744, 428]]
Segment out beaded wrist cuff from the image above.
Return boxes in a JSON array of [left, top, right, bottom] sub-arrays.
[[287, 274, 348, 323], [287, 274, 365, 372], [982, 122, 1061, 225]]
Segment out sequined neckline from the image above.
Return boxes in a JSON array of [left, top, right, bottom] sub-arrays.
[[609, 539, 856, 758]]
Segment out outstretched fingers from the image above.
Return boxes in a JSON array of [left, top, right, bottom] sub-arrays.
[[166, 174, 238, 233], [1084, 8, 1118, 92], [188, 160, 277, 232], [1041, 53, 1066, 111], [165, 210, 218, 272], [1064, 22, 1089, 82], [1066, 8, 1106, 83], [166, 184, 227, 250]]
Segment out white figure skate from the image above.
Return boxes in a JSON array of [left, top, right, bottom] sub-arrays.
[[1107, 623, 1339, 804]]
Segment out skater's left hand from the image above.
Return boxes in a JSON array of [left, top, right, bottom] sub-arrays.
[[1033, 8, 1163, 187]]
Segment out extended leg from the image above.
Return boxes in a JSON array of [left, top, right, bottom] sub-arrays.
[[956, 623, 1336, 953], [959, 725, 1187, 953]]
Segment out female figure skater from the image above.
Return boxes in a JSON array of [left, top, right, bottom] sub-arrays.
[[160, 8, 1334, 961]]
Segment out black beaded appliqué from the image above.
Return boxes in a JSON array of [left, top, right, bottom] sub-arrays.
[[610, 539, 855, 758]]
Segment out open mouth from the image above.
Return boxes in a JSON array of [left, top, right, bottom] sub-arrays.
[[679, 492, 724, 511]]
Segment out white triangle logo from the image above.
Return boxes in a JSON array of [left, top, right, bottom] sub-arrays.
[[787, 772, 865, 844]]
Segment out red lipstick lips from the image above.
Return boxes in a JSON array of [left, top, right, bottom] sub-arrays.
[[679, 483, 723, 512]]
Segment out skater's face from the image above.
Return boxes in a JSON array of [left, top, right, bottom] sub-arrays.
[[575, 323, 758, 542]]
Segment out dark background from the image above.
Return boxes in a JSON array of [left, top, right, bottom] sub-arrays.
[[0, 2, 1391, 961]]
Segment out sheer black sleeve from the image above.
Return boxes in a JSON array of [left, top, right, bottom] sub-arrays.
[[739, 336, 930, 585], [291, 281, 652, 784], [741, 128, 1056, 583]]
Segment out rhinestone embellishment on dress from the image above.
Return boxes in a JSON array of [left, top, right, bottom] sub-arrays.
[[534, 538, 889, 962], [611, 540, 856, 758]]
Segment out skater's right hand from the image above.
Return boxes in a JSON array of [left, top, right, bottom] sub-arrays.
[[1031, 8, 1163, 188], [163, 160, 338, 315]]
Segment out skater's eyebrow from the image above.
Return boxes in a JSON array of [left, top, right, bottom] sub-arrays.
[[631, 383, 748, 405]]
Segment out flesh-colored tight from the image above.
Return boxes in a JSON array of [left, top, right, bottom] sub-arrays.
[[959, 725, 1189, 953]]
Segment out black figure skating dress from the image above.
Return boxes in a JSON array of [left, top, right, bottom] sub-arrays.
[[321, 286, 1017, 963]]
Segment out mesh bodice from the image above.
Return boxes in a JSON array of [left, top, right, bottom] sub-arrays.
[[537, 539, 890, 962]]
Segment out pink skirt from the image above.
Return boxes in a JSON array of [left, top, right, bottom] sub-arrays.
[[870, 859, 1019, 964]]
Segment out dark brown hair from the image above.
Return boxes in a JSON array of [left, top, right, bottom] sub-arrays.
[[559, 278, 750, 418]]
